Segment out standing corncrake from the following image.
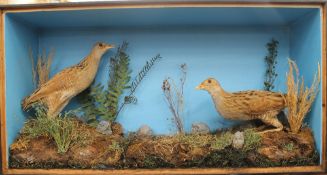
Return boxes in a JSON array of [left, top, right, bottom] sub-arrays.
[[22, 42, 114, 118], [196, 78, 286, 133]]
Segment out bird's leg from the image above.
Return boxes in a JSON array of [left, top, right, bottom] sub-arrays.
[[47, 96, 71, 118], [51, 99, 71, 117], [258, 112, 283, 134], [47, 105, 59, 118]]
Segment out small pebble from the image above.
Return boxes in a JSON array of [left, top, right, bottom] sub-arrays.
[[191, 122, 210, 134], [137, 125, 153, 136], [96, 120, 112, 135], [232, 131, 244, 149]]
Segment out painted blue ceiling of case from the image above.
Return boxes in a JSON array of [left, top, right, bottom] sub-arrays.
[[7, 7, 317, 28]]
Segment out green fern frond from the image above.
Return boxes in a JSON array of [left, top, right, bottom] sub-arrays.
[[105, 41, 132, 120]]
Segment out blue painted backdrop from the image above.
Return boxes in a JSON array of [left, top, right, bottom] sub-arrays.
[[5, 15, 38, 157], [39, 26, 290, 134], [4, 7, 322, 161], [290, 10, 322, 155]]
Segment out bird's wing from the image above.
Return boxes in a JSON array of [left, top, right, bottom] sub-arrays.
[[30, 66, 82, 100], [232, 91, 286, 116]]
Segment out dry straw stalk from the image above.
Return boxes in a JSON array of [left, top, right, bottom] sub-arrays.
[[286, 59, 321, 133], [29, 48, 54, 87]]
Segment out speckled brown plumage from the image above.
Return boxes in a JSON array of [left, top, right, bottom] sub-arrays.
[[196, 78, 286, 133], [22, 42, 114, 118]]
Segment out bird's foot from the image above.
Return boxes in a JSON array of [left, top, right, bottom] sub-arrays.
[[255, 125, 267, 132], [258, 128, 283, 135]]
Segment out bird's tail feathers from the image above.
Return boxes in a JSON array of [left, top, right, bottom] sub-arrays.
[[21, 93, 43, 111], [22, 96, 33, 111]]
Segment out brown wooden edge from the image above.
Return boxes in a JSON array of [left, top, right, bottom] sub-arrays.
[[0, 1, 326, 175], [0, 0, 325, 9], [0, 1, 324, 13], [0, 8, 7, 175], [4, 166, 324, 175], [322, 2, 327, 172]]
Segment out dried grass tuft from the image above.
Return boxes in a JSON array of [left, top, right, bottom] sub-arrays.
[[10, 137, 30, 151], [29, 48, 54, 88], [286, 59, 321, 133]]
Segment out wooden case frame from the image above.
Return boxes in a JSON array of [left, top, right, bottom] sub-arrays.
[[0, 1, 326, 174]]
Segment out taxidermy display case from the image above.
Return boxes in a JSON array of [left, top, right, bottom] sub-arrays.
[[0, 1, 326, 174]]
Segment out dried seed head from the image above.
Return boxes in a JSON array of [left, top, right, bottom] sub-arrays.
[[180, 63, 187, 71], [162, 79, 171, 91]]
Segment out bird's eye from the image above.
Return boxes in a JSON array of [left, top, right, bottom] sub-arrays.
[[98, 43, 103, 47], [208, 80, 211, 83]]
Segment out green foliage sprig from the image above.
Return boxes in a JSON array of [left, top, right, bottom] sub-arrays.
[[23, 104, 77, 154], [264, 38, 279, 91], [243, 129, 261, 151], [78, 84, 106, 125]]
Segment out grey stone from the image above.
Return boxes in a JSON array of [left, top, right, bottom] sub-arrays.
[[191, 122, 210, 134], [26, 155, 35, 163], [137, 125, 153, 136], [97, 164, 109, 169], [96, 120, 112, 135], [232, 131, 244, 149]]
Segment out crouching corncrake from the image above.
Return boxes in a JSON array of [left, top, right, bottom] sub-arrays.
[[196, 78, 286, 133], [22, 42, 115, 118]]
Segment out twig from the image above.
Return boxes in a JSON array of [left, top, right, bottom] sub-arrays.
[[115, 54, 161, 118], [162, 64, 187, 134]]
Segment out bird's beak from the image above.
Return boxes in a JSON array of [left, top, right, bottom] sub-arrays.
[[106, 44, 115, 49], [195, 84, 203, 90]]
